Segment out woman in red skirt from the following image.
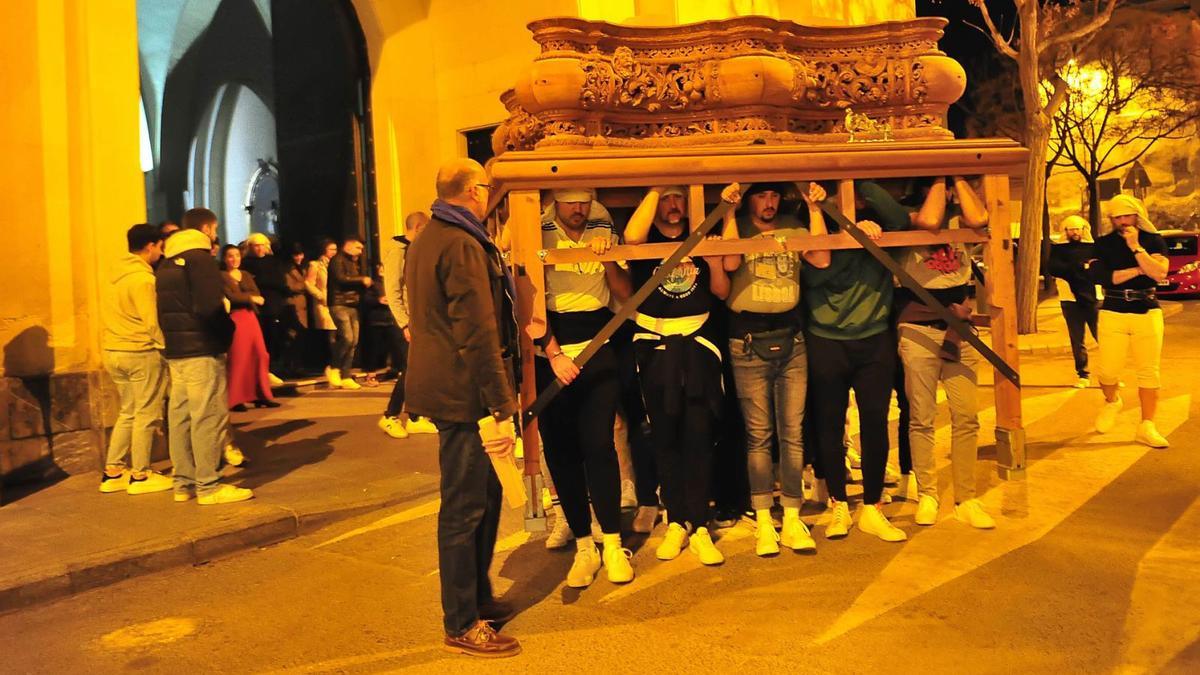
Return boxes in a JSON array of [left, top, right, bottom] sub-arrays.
[[221, 245, 279, 411]]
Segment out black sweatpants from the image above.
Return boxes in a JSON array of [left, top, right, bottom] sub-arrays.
[[807, 331, 896, 504], [535, 345, 622, 538], [636, 339, 721, 530], [1061, 300, 1099, 378], [613, 322, 658, 507]]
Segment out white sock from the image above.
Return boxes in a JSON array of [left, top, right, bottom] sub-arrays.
[[783, 506, 800, 522], [575, 537, 595, 553], [602, 533, 622, 550], [755, 508, 773, 526]]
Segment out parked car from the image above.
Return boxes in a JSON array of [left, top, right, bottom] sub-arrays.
[[1158, 230, 1200, 297]]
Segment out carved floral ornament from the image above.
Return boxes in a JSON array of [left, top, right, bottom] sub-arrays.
[[493, 16, 965, 155]]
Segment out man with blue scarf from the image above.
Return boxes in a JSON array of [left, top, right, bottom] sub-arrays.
[[405, 158, 522, 658]]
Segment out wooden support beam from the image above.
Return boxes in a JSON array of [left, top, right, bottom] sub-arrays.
[[688, 184, 706, 232], [838, 179, 856, 222], [541, 229, 989, 264], [507, 191, 546, 501], [983, 173, 1025, 480]]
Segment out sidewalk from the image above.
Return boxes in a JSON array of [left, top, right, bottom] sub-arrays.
[[994, 297, 1182, 356], [0, 387, 441, 614]]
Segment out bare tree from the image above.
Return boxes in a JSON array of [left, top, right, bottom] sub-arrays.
[[967, 0, 1120, 333], [1050, 13, 1200, 231]]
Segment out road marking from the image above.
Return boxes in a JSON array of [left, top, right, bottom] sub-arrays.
[[256, 645, 435, 674], [98, 618, 197, 650], [1117, 494, 1200, 674], [312, 498, 441, 549], [816, 394, 1190, 645], [494, 530, 532, 553]]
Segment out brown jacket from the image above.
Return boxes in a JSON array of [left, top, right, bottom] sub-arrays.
[[404, 216, 518, 423]]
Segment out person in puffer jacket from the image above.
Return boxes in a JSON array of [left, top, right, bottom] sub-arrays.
[[155, 208, 254, 506]]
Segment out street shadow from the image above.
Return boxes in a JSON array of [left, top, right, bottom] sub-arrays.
[[1, 326, 68, 505], [226, 420, 342, 490], [495, 538, 572, 614]]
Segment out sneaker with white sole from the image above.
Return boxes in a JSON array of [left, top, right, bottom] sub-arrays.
[[825, 500, 852, 539], [656, 522, 689, 560], [324, 367, 342, 388], [954, 499, 996, 529], [126, 471, 173, 495], [1135, 420, 1169, 448], [1095, 396, 1123, 433], [688, 527, 724, 565], [780, 516, 816, 552], [545, 510, 573, 550], [378, 416, 409, 439], [846, 445, 862, 469], [405, 417, 439, 435], [883, 465, 901, 485], [566, 541, 602, 588], [1074, 377, 1090, 389], [268, 372, 284, 387], [174, 487, 195, 503], [632, 505, 660, 534], [196, 484, 254, 505], [223, 444, 246, 467], [915, 495, 939, 526], [340, 377, 362, 391], [603, 539, 634, 584], [858, 504, 907, 542], [755, 521, 780, 557], [99, 471, 129, 493]]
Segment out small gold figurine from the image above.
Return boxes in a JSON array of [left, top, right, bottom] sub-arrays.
[[844, 107, 892, 142]]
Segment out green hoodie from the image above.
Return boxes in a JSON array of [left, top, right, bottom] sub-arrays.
[[101, 253, 164, 351]]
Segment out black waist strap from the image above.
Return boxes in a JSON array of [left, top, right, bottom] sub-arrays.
[[1103, 288, 1157, 301]]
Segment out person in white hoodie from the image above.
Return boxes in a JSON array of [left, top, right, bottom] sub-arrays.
[[99, 224, 173, 494]]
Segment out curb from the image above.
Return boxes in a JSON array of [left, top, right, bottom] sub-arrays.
[[0, 485, 439, 616]]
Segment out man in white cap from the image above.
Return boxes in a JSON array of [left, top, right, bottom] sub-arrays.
[[534, 186, 637, 589], [1049, 215, 1099, 388], [1088, 194, 1170, 447]]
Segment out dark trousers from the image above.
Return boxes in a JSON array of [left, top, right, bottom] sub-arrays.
[[535, 346, 622, 538], [384, 330, 410, 418], [637, 342, 720, 530], [614, 323, 658, 507], [807, 331, 895, 504], [258, 313, 285, 374], [712, 357, 750, 514], [1061, 300, 1099, 378], [433, 420, 501, 636]]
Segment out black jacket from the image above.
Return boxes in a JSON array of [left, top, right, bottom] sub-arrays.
[[1048, 241, 1098, 303], [241, 254, 288, 318], [329, 252, 369, 307], [404, 216, 518, 423], [156, 229, 235, 358]]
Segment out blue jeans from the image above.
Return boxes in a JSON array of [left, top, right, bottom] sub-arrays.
[[729, 333, 807, 510], [167, 355, 230, 496], [433, 420, 502, 636], [103, 350, 167, 472], [330, 304, 360, 378]]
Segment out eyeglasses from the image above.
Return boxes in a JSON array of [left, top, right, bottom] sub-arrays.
[[476, 182, 494, 192]]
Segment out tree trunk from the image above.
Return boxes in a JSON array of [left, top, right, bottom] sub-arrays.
[[1087, 177, 1102, 234], [1014, 0, 1045, 335]]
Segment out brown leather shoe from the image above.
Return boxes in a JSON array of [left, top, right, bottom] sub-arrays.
[[478, 598, 516, 624], [443, 620, 521, 658]]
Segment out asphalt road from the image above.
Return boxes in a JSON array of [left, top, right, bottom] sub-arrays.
[[2, 304, 1200, 674]]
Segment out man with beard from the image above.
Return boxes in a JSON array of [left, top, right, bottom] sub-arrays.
[[624, 184, 738, 566], [722, 182, 830, 556], [1048, 215, 1099, 388]]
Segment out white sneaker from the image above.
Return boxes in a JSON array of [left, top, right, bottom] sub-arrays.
[[780, 516, 816, 552], [954, 499, 996, 529], [223, 444, 246, 467], [825, 500, 852, 539], [755, 521, 780, 557], [915, 495, 939, 526], [846, 445, 862, 470], [378, 416, 409, 439], [405, 417, 438, 435], [858, 504, 907, 542], [688, 527, 724, 566], [1074, 377, 1090, 389], [883, 464, 901, 485], [603, 540, 634, 584], [197, 484, 254, 505], [545, 510, 573, 550], [126, 471, 173, 495], [620, 479, 637, 509], [1095, 396, 1122, 433], [566, 542, 602, 588], [268, 372, 284, 387], [324, 367, 342, 388], [1135, 420, 1169, 448], [656, 522, 689, 560], [340, 377, 362, 391]]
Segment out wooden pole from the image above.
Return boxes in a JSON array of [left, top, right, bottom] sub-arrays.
[[983, 174, 1026, 480]]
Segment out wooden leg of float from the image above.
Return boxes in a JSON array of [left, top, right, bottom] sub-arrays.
[[838, 179, 856, 222], [983, 174, 1026, 480], [689, 184, 706, 231], [508, 189, 549, 529]]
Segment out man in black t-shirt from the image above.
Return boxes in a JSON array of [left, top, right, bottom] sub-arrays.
[[1048, 215, 1099, 388], [1087, 195, 1170, 448]]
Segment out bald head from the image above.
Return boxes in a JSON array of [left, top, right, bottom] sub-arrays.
[[405, 211, 430, 238], [436, 158, 486, 200]]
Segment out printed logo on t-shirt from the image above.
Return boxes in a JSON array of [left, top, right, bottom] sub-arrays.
[[655, 258, 700, 299], [746, 251, 799, 304], [923, 245, 963, 274]]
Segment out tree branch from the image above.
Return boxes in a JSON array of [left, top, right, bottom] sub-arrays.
[[970, 1, 1019, 60], [1040, 0, 1120, 54]]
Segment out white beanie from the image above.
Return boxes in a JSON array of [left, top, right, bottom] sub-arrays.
[[1105, 194, 1157, 233]]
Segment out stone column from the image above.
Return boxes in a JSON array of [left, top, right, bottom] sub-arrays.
[[0, 0, 145, 489]]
